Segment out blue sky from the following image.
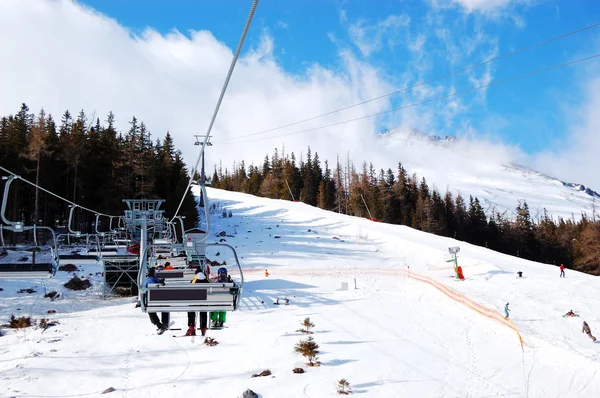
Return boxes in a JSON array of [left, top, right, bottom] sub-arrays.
[[2, 0, 600, 190], [76, 0, 600, 154]]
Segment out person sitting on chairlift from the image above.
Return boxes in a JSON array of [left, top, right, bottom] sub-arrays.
[[143, 268, 169, 332], [162, 261, 174, 270], [186, 268, 210, 336], [210, 267, 231, 328]]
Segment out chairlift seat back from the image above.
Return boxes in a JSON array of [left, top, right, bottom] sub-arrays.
[[145, 282, 240, 312]]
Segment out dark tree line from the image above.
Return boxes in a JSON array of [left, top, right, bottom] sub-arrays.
[[0, 104, 198, 234], [211, 147, 600, 275]]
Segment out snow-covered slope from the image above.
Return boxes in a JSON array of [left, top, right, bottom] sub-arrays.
[[378, 128, 597, 220], [2, 187, 600, 397]]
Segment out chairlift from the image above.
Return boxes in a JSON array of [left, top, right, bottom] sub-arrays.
[[0, 176, 59, 278], [138, 241, 243, 313]]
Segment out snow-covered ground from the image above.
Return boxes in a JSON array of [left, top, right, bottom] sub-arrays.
[[2, 187, 600, 397]]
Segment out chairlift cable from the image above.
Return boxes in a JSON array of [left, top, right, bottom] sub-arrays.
[[214, 52, 600, 144], [213, 21, 600, 144], [0, 165, 118, 218], [171, 0, 259, 221]]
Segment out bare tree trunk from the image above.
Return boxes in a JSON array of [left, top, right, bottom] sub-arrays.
[[34, 152, 40, 225], [72, 161, 78, 202]]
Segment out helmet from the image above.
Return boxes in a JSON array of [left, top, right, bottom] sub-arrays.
[[147, 268, 156, 276], [218, 267, 228, 275]]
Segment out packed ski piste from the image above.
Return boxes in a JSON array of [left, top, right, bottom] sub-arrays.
[[1, 186, 600, 397]]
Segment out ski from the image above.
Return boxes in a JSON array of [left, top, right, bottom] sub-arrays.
[[157, 321, 175, 335]]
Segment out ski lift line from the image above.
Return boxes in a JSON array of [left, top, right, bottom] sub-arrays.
[[214, 52, 600, 145], [212, 21, 600, 143], [171, 0, 259, 222], [0, 166, 119, 219]]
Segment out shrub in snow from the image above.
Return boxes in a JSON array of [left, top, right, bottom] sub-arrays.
[[101, 387, 116, 394], [17, 288, 37, 294], [294, 336, 320, 366], [38, 318, 58, 330], [337, 379, 352, 395], [204, 337, 219, 346], [241, 389, 258, 398], [44, 291, 60, 301], [114, 287, 133, 296], [10, 315, 32, 328], [58, 264, 78, 272], [64, 276, 92, 291], [251, 369, 272, 378], [293, 367, 305, 374], [297, 317, 314, 334]]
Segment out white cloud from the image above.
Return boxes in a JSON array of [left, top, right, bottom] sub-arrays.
[[533, 74, 600, 191], [339, 9, 348, 24], [348, 14, 410, 57], [275, 20, 288, 29], [0, 0, 395, 176], [430, 0, 532, 13], [408, 34, 427, 53]]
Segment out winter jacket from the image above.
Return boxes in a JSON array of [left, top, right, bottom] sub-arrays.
[[560, 264, 565, 271], [143, 275, 164, 288]]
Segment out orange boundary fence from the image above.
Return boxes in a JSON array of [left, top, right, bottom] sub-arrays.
[[403, 268, 524, 346], [252, 266, 524, 346]]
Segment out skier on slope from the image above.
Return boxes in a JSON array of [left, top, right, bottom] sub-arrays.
[[583, 321, 597, 342], [560, 264, 566, 278], [504, 303, 510, 319]]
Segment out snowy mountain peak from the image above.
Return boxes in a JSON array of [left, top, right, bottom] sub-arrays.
[[374, 128, 596, 219]]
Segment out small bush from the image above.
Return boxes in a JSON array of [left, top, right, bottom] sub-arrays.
[[17, 288, 37, 294], [204, 337, 219, 346], [293, 367, 305, 374], [297, 317, 314, 334], [10, 315, 32, 328], [294, 336, 320, 366], [114, 287, 133, 296], [39, 318, 58, 330], [44, 291, 60, 301], [59, 264, 78, 272], [64, 276, 92, 291], [251, 369, 272, 378], [337, 379, 352, 395]]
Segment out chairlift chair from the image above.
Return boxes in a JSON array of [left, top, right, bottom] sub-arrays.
[[0, 176, 60, 278], [138, 242, 243, 313]]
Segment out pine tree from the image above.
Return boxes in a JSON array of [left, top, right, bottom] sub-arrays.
[[337, 379, 352, 395], [298, 317, 315, 334], [294, 336, 320, 366]]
